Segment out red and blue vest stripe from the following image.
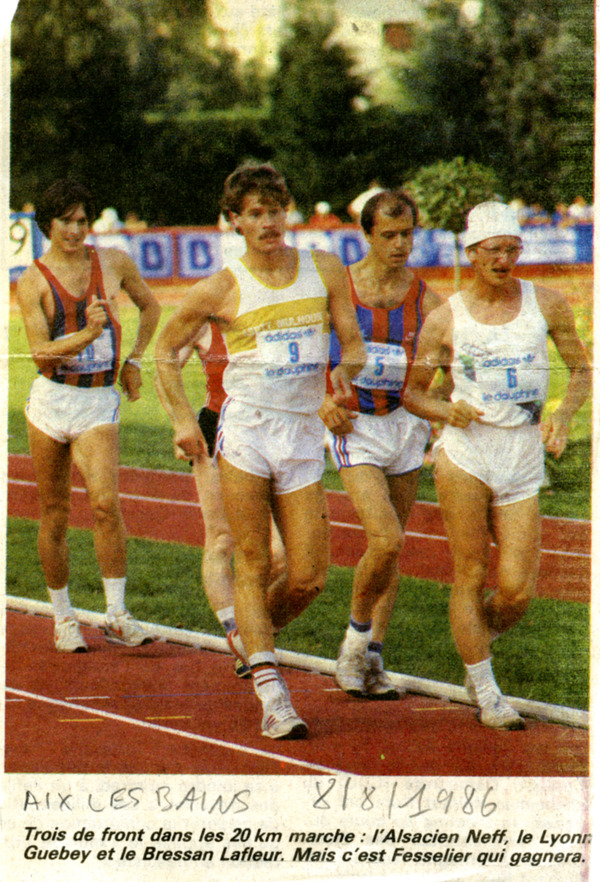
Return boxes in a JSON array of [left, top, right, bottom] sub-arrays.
[[35, 246, 121, 388], [328, 270, 427, 416]]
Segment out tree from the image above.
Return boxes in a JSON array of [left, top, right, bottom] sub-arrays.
[[11, 0, 153, 211], [267, 2, 369, 217], [397, 0, 594, 207], [406, 157, 500, 289]]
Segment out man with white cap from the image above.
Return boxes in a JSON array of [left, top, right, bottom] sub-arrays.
[[403, 201, 590, 730]]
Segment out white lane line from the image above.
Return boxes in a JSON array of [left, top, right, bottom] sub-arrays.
[[10, 478, 589, 559], [6, 687, 346, 775]]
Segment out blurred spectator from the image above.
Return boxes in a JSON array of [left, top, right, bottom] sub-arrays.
[[307, 201, 342, 229], [348, 180, 383, 223], [123, 210, 148, 233], [551, 203, 573, 227], [567, 196, 593, 224], [21, 201, 35, 214], [508, 197, 529, 226], [286, 198, 304, 228], [92, 206, 124, 233], [520, 203, 550, 226]]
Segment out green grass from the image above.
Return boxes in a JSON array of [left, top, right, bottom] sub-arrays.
[[6, 296, 592, 712], [6, 517, 590, 711], [7, 303, 593, 516]]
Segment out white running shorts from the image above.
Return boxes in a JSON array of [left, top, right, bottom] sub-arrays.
[[216, 398, 325, 495], [26, 374, 120, 444], [436, 421, 545, 506]]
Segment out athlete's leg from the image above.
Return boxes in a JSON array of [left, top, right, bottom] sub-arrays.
[[486, 495, 540, 634], [371, 468, 420, 642], [339, 465, 404, 627], [192, 456, 235, 614], [218, 457, 275, 657], [268, 480, 330, 631], [434, 450, 492, 665], [72, 423, 126, 578], [27, 419, 72, 589]]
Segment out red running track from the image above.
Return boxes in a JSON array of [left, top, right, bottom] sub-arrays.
[[7, 454, 591, 602], [5, 610, 588, 777]]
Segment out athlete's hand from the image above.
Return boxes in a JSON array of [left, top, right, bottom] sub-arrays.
[[120, 361, 143, 401], [329, 364, 354, 407], [319, 393, 357, 435], [85, 299, 109, 337], [173, 420, 208, 460], [446, 400, 484, 428], [541, 412, 569, 459]]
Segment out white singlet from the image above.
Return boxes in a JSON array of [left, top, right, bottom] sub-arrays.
[[449, 280, 549, 427], [221, 249, 330, 414]]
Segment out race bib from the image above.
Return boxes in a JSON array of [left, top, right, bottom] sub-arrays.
[[257, 324, 328, 381], [57, 328, 115, 375], [353, 341, 408, 392]]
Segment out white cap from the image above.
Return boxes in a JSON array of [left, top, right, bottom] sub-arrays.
[[316, 201, 331, 215], [463, 201, 522, 248]]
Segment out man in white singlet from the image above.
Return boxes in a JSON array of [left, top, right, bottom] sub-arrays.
[[156, 163, 366, 740], [403, 201, 590, 730]]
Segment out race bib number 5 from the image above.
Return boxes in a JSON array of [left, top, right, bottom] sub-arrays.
[[353, 341, 408, 392]]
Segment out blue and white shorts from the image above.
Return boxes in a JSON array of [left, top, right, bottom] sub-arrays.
[[326, 407, 430, 476]]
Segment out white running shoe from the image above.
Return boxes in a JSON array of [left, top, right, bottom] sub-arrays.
[[365, 651, 403, 700], [478, 695, 525, 731], [335, 639, 368, 697], [54, 617, 88, 653], [104, 611, 154, 646], [261, 691, 308, 740]]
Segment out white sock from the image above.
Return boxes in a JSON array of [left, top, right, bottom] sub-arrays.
[[344, 620, 372, 652], [216, 605, 236, 634], [250, 652, 283, 703], [103, 577, 127, 617], [48, 586, 74, 621], [466, 658, 500, 708]]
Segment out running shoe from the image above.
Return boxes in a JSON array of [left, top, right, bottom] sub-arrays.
[[365, 651, 403, 700], [261, 691, 308, 740], [104, 611, 155, 646], [335, 639, 368, 697], [477, 695, 525, 731], [54, 617, 88, 653], [234, 658, 252, 679]]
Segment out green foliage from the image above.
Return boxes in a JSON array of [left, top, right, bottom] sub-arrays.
[[398, 0, 594, 206], [6, 518, 590, 710], [267, 10, 368, 216], [406, 157, 500, 234]]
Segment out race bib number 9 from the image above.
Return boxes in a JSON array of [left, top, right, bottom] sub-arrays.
[[258, 324, 328, 380], [353, 341, 408, 392]]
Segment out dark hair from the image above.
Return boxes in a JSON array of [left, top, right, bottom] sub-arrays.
[[220, 163, 291, 221], [360, 189, 419, 235], [35, 179, 96, 237]]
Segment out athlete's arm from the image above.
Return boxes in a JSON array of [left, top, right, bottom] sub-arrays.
[[315, 251, 366, 405], [403, 303, 483, 428], [536, 285, 591, 458], [16, 266, 108, 372], [109, 249, 161, 401], [155, 271, 234, 459]]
